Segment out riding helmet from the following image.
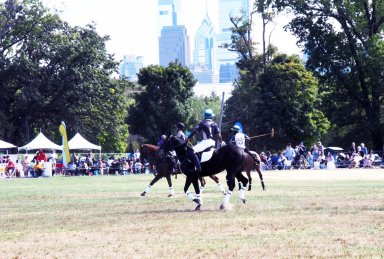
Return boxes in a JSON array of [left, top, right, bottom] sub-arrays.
[[176, 122, 185, 130], [231, 125, 240, 132], [204, 109, 214, 119]]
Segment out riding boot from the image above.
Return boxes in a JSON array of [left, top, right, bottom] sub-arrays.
[[187, 147, 201, 173]]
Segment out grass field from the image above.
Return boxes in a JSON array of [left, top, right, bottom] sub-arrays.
[[1, 169, 384, 258]]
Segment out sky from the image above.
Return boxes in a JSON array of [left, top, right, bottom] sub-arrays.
[[42, 0, 301, 66]]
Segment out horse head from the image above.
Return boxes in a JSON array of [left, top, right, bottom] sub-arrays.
[[140, 144, 159, 165]]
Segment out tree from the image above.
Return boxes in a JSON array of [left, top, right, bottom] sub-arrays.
[[127, 62, 196, 143], [256, 55, 330, 150], [0, 0, 129, 152], [265, 0, 384, 149]]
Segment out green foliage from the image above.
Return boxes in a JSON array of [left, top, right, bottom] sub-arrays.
[[127, 62, 197, 143], [0, 0, 129, 152], [265, 0, 384, 149], [257, 55, 330, 149]]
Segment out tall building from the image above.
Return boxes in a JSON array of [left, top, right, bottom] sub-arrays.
[[193, 14, 215, 69], [158, 0, 190, 67], [159, 25, 191, 66], [120, 55, 144, 81], [157, 0, 181, 34], [191, 10, 219, 84], [216, 0, 249, 83]]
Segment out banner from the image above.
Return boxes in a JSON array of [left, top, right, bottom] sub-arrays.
[[59, 122, 70, 166]]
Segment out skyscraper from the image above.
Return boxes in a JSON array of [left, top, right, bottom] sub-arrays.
[[216, 0, 249, 83], [190, 9, 219, 84], [158, 0, 190, 67], [120, 55, 144, 81], [157, 0, 181, 33], [193, 14, 215, 70], [159, 25, 191, 66]]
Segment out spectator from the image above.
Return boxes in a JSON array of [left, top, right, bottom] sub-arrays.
[[360, 143, 368, 155], [317, 150, 326, 168], [134, 159, 142, 174], [68, 161, 77, 176], [33, 161, 44, 177], [349, 142, 357, 156], [284, 143, 295, 161], [21, 155, 30, 178], [326, 152, 336, 169], [110, 159, 120, 175], [316, 141, 324, 153], [121, 160, 130, 175], [297, 142, 307, 157], [37, 149, 47, 162], [311, 144, 319, 162], [6, 156, 16, 177], [363, 150, 375, 168], [306, 151, 314, 168], [349, 152, 363, 168], [277, 152, 287, 170], [71, 153, 79, 166]]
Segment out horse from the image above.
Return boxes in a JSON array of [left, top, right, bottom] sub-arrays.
[[139, 144, 226, 197], [241, 151, 265, 191], [164, 135, 263, 210]]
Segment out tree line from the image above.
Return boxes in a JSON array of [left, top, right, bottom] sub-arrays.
[[1, 0, 383, 152]]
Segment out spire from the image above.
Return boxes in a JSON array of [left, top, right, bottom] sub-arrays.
[[205, 0, 208, 17], [172, 3, 177, 26]]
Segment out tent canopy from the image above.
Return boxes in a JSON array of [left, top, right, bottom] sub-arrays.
[[18, 132, 62, 151], [68, 133, 101, 151], [0, 139, 17, 149]]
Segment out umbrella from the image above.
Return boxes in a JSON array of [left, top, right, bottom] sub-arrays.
[[326, 147, 343, 151]]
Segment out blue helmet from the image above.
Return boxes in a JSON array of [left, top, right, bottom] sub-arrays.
[[204, 109, 214, 119]]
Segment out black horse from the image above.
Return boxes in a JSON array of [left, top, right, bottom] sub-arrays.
[[139, 144, 226, 197], [164, 135, 255, 210]]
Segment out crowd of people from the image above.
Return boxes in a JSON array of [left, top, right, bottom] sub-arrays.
[[1, 108, 384, 178], [259, 141, 382, 170]]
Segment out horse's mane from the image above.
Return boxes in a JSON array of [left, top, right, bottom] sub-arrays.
[[142, 144, 159, 151]]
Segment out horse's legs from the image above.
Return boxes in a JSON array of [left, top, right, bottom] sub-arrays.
[[185, 174, 202, 207], [140, 172, 164, 196], [165, 173, 174, 197], [199, 176, 206, 193], [255, 162, 265, 191], [220, 172, 237, 209], [209, 175, 226, 195], [236, 172, 249, 204], [246, 169, 252, 191], [252, 153, 265, 191]]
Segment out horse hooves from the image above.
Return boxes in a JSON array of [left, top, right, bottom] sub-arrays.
[[248, 186, 252, 191], [241, 198, 248, 205], [195, 205, 201, 211], [140, 192, 146, 196], [220, 204, 225, 210], [167, 194, 173, 197]]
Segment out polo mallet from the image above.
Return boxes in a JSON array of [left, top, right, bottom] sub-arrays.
[[250, 128, 275, 139]]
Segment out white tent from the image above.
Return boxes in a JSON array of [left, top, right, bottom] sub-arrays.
[[0, 139, 17, 149], [68, 133, 101, 151], [18, 132, 62, 151]]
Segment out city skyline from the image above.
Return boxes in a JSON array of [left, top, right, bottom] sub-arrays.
[[42, 0, 301, 66]]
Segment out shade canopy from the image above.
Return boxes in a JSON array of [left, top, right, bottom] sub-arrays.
[[18, 132, 62, 151], [0, 139, 17, 149], [68, 133, 101, 151]]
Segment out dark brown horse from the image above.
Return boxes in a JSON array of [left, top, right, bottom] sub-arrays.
[[242, 151, 265, 191], [164, 136, 262, 210], [139, 144, 225, 197]]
